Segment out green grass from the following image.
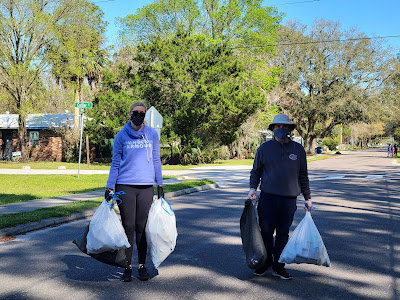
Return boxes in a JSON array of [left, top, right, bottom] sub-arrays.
[[0, 161, 111, 170], [0, 179, 215, 230], [0, 155, 331, 171], [0, 174, 175, 205], [161, 179, 214, 192], [162, 159, 256, 169], [307, 155, 332, 163], [0, 159, 255, 170], [0, 199, 103, 230]]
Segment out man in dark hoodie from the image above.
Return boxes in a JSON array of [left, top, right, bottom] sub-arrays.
[[248, 114, 312, 280]]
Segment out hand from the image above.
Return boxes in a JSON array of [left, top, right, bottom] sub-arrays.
[[105, 188, 113, 200], [248, 189, 257, 200], [304, 199, 313, 212], [157, 186, 164, 199]]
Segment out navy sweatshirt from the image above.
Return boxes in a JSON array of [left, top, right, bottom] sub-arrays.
[[250, 138, 311, 200]]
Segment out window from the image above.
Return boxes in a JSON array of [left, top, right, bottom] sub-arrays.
[[29, 131, 39, 146]]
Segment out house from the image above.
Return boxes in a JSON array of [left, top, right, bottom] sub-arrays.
[[0, 112, 74, 161]]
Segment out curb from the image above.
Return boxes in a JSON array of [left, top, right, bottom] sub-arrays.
[[0, 183, 219, 238]]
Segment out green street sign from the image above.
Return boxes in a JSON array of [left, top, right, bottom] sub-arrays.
[[80, 107, 86, 114], [75, 102, 93, 108]]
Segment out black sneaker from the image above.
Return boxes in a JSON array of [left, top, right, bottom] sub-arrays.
[[253, 262, 272, 276], [272, 267, 293, 280], [138, 265, 150, 281], [120, 268, 132, 282]]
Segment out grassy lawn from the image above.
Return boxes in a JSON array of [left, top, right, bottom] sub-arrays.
[[0, 199, 102, 230], [0, 179, 215, 230], [0, 161, 111, 170], [0, 156, 329, 171], [0, 159, 254, 170], [307, 155, 332, 163], [0, 174, 174, 205]]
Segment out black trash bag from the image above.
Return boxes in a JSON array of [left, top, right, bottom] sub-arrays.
[[240, 199, 267, 270], [73, 224, 129, 269]]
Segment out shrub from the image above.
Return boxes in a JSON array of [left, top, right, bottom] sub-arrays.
[[323, 137, 339, 151]]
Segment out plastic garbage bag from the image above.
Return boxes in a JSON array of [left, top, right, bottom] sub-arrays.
[[73, 224, 130, 268], [279, 211, 331, 267], [86, 193, 130, 254], [240, 199, 267, 269], [145, 197, 178, 269]]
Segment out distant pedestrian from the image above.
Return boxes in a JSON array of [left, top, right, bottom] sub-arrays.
[[391, 144, 396, 157], [248, 114, 312, 280], [388, 144, 392, 157], [394, 144, 398, 157], [105, 101, 164, 282]]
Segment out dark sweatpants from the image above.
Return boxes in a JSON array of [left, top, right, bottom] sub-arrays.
[[257, 192, 297, 270], [115, 184, 154, 266]]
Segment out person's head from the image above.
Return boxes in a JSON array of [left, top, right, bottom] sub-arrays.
[[129, 101, 147, 128], [268, 114, 296, 139]]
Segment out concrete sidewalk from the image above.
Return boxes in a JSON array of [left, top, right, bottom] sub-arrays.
[[0, 164, 257, 237], [0, 172, 220, 238]]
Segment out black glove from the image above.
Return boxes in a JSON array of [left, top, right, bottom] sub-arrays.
[[157, 186, 164, 199], [105, 188, 112, 200]]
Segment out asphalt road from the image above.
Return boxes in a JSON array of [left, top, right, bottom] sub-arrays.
[[0, 148, 399, 300]]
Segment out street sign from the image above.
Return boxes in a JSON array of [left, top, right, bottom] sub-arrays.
[[74, 102, 93, 108], [80, 107, 86, 114], [145, 106, 163, 138]]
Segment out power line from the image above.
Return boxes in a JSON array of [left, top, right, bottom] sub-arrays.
[[115, 34, 400, 56], [6, 33, 398, 62], [92, 0, 115, 3], [244, 35, 400, 49], [270, 0, 320, 5]]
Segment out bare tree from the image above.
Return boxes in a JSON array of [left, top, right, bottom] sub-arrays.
[[0, 0, 106, 159], [274, 20, 392, 153]]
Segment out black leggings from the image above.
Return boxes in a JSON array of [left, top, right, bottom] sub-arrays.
[[115, 184, 154, 266], [257, 192, 297, 269]]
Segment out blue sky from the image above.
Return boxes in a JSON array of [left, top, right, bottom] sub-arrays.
[[95, 0, 400, 51]]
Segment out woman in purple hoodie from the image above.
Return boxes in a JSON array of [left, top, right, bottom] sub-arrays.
[[105, 101, 163, 282]]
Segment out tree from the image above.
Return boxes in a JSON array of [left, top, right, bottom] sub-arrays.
[[0, 0, 107, 159], [117, 0, 200, 44], [350, 122, 385, 147], [381, 53, 400, 138], [117, 0, 281, 51], [274, 20, 392, 153], [87, 32, 278, 162], [132, 32, 272, 154], [47, 0, 107, 127]]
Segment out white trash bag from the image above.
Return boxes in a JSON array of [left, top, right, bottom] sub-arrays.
[[279, 211, 331, 267], [86, 198, 130, 254], [146, 197, 178, 269]]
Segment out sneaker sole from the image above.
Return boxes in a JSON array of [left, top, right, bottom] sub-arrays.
[[272, 271, 292, 280], [253, 266, 271, 276], [138, 277, 150, 281], [121, 277, 132, 282], [253, 270, 267, 276]]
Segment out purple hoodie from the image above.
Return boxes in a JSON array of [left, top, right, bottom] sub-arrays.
[[106, 123, 163, 189]]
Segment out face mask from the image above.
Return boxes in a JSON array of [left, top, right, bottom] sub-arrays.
[[130, 111, 145, 126], [274, 128, 290, 139]]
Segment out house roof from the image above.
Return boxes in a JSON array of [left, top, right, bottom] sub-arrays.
[[0, 113, 75, 130]]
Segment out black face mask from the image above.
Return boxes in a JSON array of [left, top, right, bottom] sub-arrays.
[[274, 128, 290, 139], [130, 111, 145, 126]]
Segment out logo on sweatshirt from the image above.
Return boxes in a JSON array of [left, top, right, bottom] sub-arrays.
[[289, 154, 297, 160], [126, 140, 152, 149]]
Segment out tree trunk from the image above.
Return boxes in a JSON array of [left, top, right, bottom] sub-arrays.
[[18, 117, 28, 160], [303, 135, 316, 154]]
